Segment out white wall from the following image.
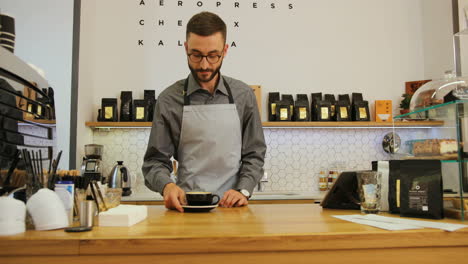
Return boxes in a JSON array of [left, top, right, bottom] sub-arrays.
[[79, 0, 425, 119], [76, 0, 96, 168], [421, 0, 454, 79], [1, 0, 74, 169], [458, 0, 468, 76]]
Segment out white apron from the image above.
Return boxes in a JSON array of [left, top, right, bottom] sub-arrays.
[[176, 77, 242, 197]]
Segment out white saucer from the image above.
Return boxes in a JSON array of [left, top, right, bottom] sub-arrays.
[[182, 204, 218, 212]]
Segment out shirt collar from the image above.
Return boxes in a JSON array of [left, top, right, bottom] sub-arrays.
[[186, 73, 228, 96]]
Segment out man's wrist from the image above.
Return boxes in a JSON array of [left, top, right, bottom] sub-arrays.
[[162, 182, 176, 196]]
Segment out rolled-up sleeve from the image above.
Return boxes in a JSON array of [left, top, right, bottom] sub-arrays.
[[236, 88, 266, 193], [142, 99, 174, 195]]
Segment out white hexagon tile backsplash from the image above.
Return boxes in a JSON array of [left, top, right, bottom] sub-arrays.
[[92, 127, 427, 196]]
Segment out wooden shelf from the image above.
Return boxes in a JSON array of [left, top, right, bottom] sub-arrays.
[[86, 121, 152, 127], [18, 119, 56, 125], [85, 120, 444, 128], [262, 121, 443, 127]]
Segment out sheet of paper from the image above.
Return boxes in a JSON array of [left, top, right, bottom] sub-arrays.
[[333, 214, 468, 232], [363, 214, 468, 232], [333, 215, 422, 231]]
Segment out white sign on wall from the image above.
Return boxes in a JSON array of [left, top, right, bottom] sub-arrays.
[[137, 0, 295, 49]]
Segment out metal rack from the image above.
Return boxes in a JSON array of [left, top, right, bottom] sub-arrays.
[[0, 46, 56, 189]]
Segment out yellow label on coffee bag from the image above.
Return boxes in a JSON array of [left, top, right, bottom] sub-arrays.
[[280, 108, 288, 120], [359, 107, 367, 119], [299, 107, 307, 120], [105, 106, 113, 119], [340, 107, 348, 119], [136, 107, 145, 119], [396, 179, 400, 208], [37, 105, 42, 116], [271, 103, 276, 115], [321, 107, 329, 119]]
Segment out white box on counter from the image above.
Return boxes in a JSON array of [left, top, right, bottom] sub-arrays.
[[98, 205, 148, 227]]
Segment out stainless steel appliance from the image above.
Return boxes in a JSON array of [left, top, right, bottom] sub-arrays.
[[81, 144, 104, 182], [108, 161, 132, 196]]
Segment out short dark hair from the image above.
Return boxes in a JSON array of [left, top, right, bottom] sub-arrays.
[[186, 12, 227, 43]]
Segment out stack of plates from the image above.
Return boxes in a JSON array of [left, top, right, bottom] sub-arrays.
[[0, 13, 15, 53]]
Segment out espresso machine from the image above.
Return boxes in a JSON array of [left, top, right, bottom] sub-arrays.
[[81, 144, 104, 182]]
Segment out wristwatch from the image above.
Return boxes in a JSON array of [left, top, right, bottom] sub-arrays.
[[237, 189, 251, 199]]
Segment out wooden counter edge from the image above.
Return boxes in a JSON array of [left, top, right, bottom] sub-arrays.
[[0, 239, 79, 256], [2, 247, 468, 264], [77, 231, 468, 255], [3, 229, 467, 257]]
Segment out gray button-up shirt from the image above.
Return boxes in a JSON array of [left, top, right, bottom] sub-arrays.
[[142, 73, 266, 196]]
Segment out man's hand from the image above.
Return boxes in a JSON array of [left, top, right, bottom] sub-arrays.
[[219, 189, 248, 208], [162, 183, 186, 212]]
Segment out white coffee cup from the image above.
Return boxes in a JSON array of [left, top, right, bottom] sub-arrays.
[[26, 188, 69, 230], [0, 197, 26, 236]]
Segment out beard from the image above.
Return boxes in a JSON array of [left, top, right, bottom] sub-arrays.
[[189, 61, 223, 83]]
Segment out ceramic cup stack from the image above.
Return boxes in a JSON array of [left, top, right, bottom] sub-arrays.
[[26, 188, 69, 230], [0, 196, 26, 236], [0, 13, 15, 53]]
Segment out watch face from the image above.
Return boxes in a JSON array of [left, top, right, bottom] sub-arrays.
[[240, 189, 250, 197]]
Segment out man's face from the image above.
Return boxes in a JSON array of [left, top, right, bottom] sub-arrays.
[[185, 32, 228, 83]]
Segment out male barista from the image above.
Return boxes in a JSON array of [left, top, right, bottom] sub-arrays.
[[142, 12, 266, 212]]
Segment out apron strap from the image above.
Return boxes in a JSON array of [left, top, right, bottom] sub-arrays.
[[223, 79, 235, 104], [183, 78, 190, 106], [183, 75, 234, 105]]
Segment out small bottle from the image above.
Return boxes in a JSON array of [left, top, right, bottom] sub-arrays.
[[332, 171, 339, 185], [327, 171, 334, 190], [318, 171, 327, 191], [55, 181, 74, 225]]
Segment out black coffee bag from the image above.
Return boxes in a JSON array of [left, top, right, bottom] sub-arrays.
[[335, 100, 351, 121], [120, 91, 133, 121], [101, 98, 118, 121], [388, 160, 402, 214], [352, 100, 370, 121], [311, 93, 322, 121], [47, 87, 55, 120], [351, 93, 363, 105], [133, 99, 147, 122], [316, 100, 332, 121], [34, 96, 46, 119], [324, 94, 336, 120], [144, 90, 156, 122], [282, 94, 294, 120], [275, 100, 292, 121], [400, 160, 443, 219], [268, 92, 280, 121], [338, 94, 351, 105], [294, 101, 310, 121], [297, 94, 308, 102], [294, 94, 310, 121]]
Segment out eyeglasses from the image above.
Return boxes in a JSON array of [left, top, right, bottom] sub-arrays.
[[187, 53, 223, 64]]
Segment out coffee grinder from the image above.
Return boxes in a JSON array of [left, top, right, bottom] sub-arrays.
[[81, 144, 104, 182]]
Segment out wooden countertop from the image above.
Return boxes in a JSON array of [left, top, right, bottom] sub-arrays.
[[1, 204, 468, 264]]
